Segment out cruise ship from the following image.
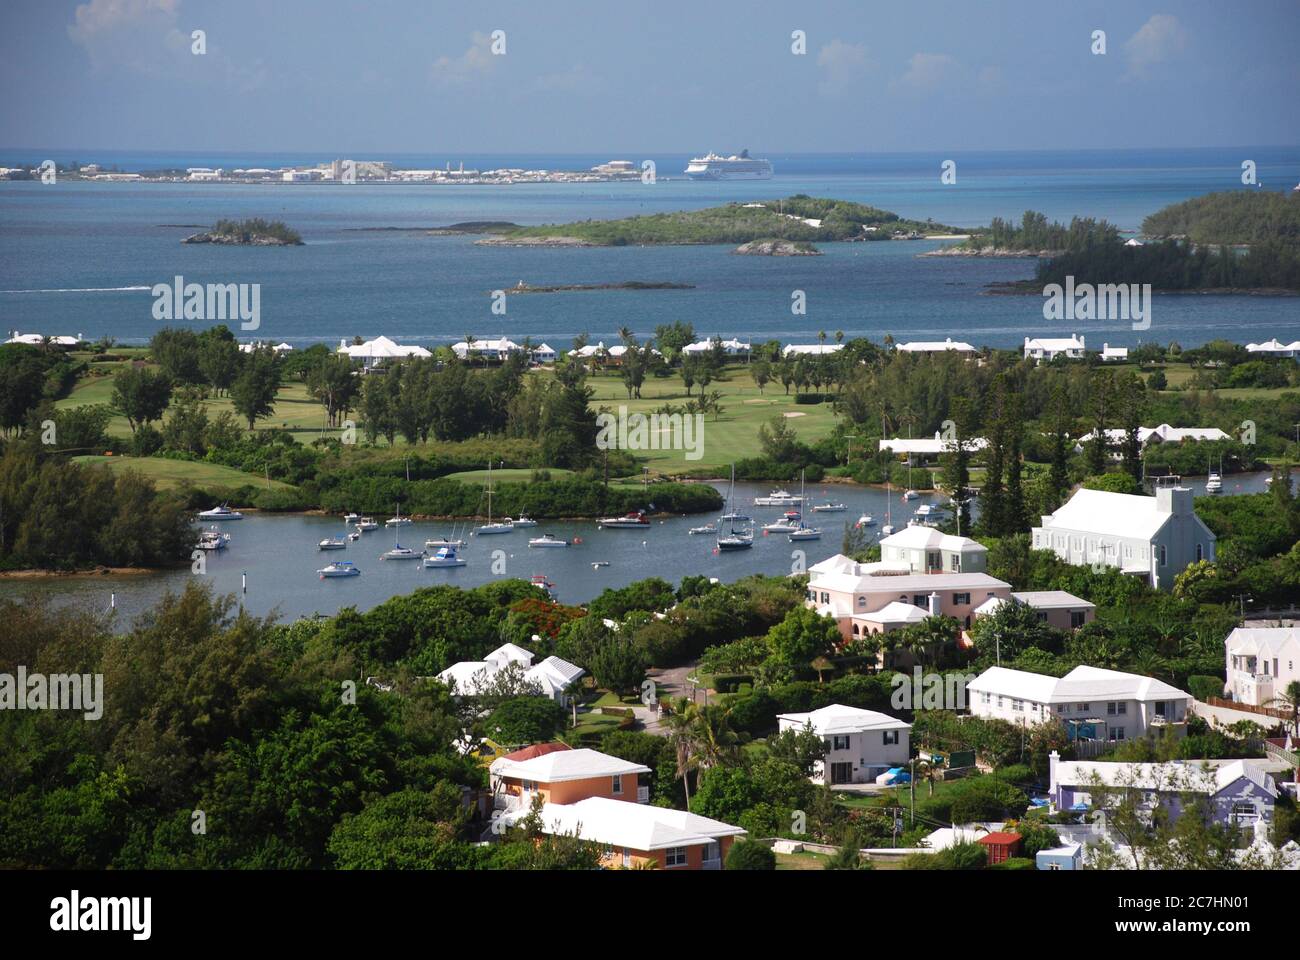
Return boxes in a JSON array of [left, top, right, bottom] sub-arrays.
[[684, 150, 773, 180]]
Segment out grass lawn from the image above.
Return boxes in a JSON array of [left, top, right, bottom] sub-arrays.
[[445, 467, 576, 484], [72, 455, 296, 492], [775, 850, 828, 871], [584, 366, 840, 475]]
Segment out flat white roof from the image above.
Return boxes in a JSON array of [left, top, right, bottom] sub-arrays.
[[970, 664, 1190, 704], [880, 526, 987, 554], [490, 747, 649, 783], [1011, 590, 1095, 611]]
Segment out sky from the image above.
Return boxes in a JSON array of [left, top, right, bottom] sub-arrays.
[[1, 0, 1297, 155]]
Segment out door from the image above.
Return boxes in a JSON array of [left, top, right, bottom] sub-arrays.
[[830, 762, 854, 785]]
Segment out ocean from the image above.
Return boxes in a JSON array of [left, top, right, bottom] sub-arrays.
[[2, 147, 1299, 350]]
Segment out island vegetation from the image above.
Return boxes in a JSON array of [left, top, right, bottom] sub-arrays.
[[183, 218, 303, 246], [1141, 190, 1300, 246]]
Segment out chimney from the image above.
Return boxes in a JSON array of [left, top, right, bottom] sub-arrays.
[[1049, 750, 1060, 794], [1155, 479, 1192, 518], [928, 592, 941, 617]]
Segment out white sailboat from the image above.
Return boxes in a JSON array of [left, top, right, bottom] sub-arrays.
[[477, 462, 514, 535], [902, 461, 920, 501], [717, 465, 754, 551], [386, 504, 412, 526], [881, 479, 895, 536], [787, 471, 821, 540]]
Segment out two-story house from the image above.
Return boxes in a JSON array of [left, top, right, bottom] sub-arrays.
[[1031, 480, 1216, 591], [973, 590, 1097, 631], [806, 557, 1012, 642], [878, 525, 988, 574], [489, 747, 652, 807], [968, 665, 1193, 742], [777, 703, 911, 784], [1225, 627, 1300, 707]]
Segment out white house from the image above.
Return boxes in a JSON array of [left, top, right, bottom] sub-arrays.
[[781, 343, 843, 357], [1100, 343, 1129, 362], [1031, 480, 1216, 590], [683, 338, 751, 357], [5, 330, 81, 346], [338, 336, 432, 366], [969, 665, 1193, 741], [777, 704, 911, 784], [973, 590, 1096, 631], [531, 342, 557, 364], [451, 337, 521, 361], [879, 525, 988, 574], [436, 644, 585, 704], [878, 432, 989, 460], [1024, 333, 1086, 362], [1074, 423, 1232, 454], [895, 338, 977, 355], [1225, 627, 1300, 707], [1246, 338, 1300, 359]]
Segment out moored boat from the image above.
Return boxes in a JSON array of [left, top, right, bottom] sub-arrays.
[[318, 537, 347, 550], [198, 504, 243, 521], [528, 533, 569, 548], [318, 560, 361, 578], [423, 545, 466, 568]]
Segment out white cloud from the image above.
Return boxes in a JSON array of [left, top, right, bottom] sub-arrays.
[[891, 52, 961, 94], [69, 0, 179, 46], [1123, 14, 1188, 78], [431, 32, 498, 88], [816, 40, 872, 96]]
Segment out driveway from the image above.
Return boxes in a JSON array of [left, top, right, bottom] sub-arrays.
[[638, 662, 712, 736]]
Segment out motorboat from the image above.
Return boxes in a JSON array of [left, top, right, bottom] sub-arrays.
[[355, 517, 378, 531], [528, 534, 570, 548], [196, 528, 230, 551], [530, 574, 559, 600], [347, 531, 361, 542], [754, 488, 801, 507], [318, 560, 360, 578], [856, 514, 876, 527], [688, 523, 717, 535], [425, 536, 466, 549], [902, 489, 920, 501], [720, 511, 751, 523], [198, 504, 243, 521], [343, 512, 360, 523], [762, 518, 801, 533], [510, 516, 539, 528], [591, 561, 610, 568], [386, 506, 412, 526], [1205, 472, 1223, 494], [811, 502, 846, 513], [423, 545, 466, 568], [318, 537, 347, 550], [913, 503, 947, 524], [597, 511, 650, 528]]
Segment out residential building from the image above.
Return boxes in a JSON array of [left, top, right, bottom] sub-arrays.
[[499, 796, 745, 869], [777, 703, 911, 784], [489, 747, 651, 807], [1100, 343, 1129, 362], [530, 342, 557, 364], [894, 337, 977, 355], [435, 644, 585, 704], [1024, 333, 1086, 362], [1073, 423, 1232, 453], [878, 432, 989, 461], [1048, 753, 1281, 826], [450, 337, 521, 361], [1246, 338, 1300, 359], [781, 343, 842, 357], [683, 338, 751, 357], [969, 665, 1193, 741], [879, 524, 988, 574], [973, 590, 1096, 631], [1225, 627, 1300, 707], [1031, 480, 1216, 590], [806, 556, 1012, 640], [1036, 842, 1083, 870]]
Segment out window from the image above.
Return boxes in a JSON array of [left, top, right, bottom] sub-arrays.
[[1158, 544, 1167, 567], [1070, 611, 1086, 629], [927, 551, 941, 570], [612, 774, 622, 795], [857, 596, 866, 608], [951, 555, 962, 572], [882, 730, 900, 745], [953, 592, 971, 605], [1013, 699, 1024, 712], [1107, 702, 1116, 715], [912, 594, 928, 608], [1076, 703, 1090, 712], [831, 735, 851, 751], [981, 692, 991, 704], [665, 846, 688, 867], [1196, 543, 1203, 562], [1109, 727, 1126, 742]]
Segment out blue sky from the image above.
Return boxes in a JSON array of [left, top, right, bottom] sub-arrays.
[[2, 0, 1297, 154]]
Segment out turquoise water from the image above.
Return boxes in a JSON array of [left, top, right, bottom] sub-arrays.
[[3, 148, 1298, 350]]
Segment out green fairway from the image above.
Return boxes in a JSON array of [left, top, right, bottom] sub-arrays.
[[72, 455, 295, 492], [445, 467, 576, 483]]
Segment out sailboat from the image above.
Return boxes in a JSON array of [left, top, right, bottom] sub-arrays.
[[902, 460, 920, 501], [476, 461, 514, 534], [1205, 457, 1223, 494], [788, 471, 822, 540], [881, 478, 895, 536], [717, 465, 754, 551], [386, 504, 412, 526]]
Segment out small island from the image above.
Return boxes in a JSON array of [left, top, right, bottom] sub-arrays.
[[497, 280, 695, 294], [733, 238, 821, 256], [477, 195, 962, 247], [183, 218, 304, 246]]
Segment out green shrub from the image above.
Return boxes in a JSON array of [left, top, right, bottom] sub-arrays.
[[725, 839, 776, 870], [1187, 675, 1225, 702]]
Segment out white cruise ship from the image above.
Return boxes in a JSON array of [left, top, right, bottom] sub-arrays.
[[684, 150, 773, 180]]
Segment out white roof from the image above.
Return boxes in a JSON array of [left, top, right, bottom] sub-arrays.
[[1100, 343, 1129, 358], [1227, 627, 1300, 657], [895, 338, 976, 353], [525, 655, 585, 695], [490, 747, 650, 783], [436, 661, 494, 694], [1246, 338, 1297, 353], [974, 596, 1009, 616], [502, 796, 745, 851], [880, 526, 987, 554], [339, 335, 431, 358], [485, 643, 536, 668], [879, 433, 989, 455], [532, 342, 555, 354], [683, 338, 750, 353], [782, 343, 843, 356], [1040, 488, 1172, 540], [452, 337, 519, 353], [970, 664, 1190, 705], [5, 332, 80, 345], [857, 600, 929, 625], [810, 570, 1009, 596], [1025, 334, 1085, 351], [808, 553, 861, 576], [778, 703, 910, 735], [1055, 759, 1277, 797], [1011, 590, 1095, 611]]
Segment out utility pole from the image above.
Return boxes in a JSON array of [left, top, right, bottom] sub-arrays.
[[909, 759, 915, 825]]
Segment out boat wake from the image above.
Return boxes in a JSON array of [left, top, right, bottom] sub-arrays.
[[0, 285, 151, 294]]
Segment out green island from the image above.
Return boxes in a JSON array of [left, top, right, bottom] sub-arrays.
[[482, 195, 963, 247], [182, 218, 304, 246]]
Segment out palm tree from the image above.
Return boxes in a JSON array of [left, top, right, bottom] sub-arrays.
[[463, 334, 477, 365], [1266, 681, 1300, 737], [689, 704, 740, 768], [664, 698, 700, 808]]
